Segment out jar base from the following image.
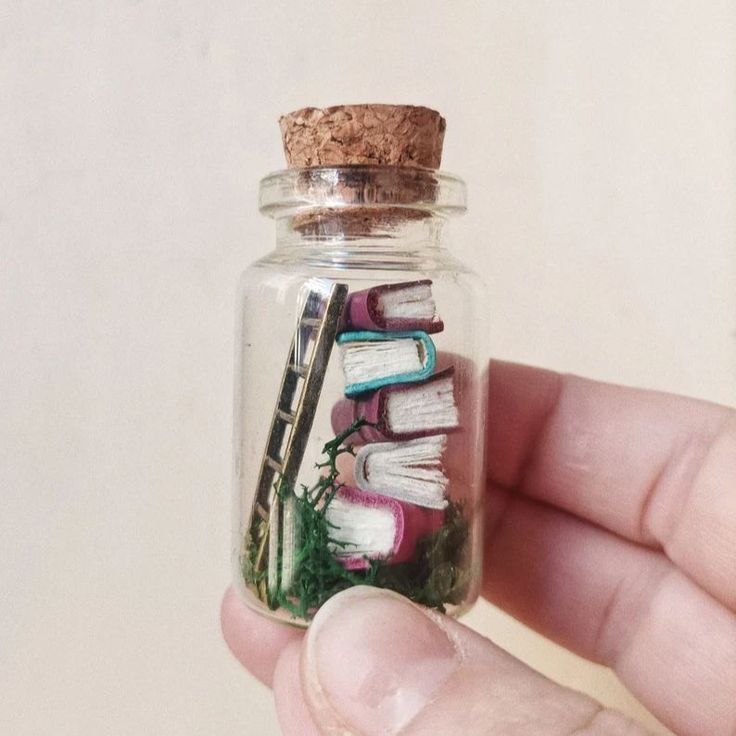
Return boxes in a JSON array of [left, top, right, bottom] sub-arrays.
[[234, 578, 479, 629]]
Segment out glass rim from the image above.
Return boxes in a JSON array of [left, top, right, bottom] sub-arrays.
[[258, 166, 467, 218]]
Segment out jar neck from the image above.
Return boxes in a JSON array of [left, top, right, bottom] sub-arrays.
[[273, 207, 447, 251], [260, 166, 466, 253]]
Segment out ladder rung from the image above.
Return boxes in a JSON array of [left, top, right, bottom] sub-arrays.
[[289, 363, 307, 377], [265, 456, 283, 473], [300, 317, 321, 327], [277, 409, 296, 424], [255, 502, 269, 521]]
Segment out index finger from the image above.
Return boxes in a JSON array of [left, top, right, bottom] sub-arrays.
[[486, 361, 736, 610]]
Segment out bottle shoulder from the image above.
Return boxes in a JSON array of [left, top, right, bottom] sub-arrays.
[[234, 253, 488, 324]]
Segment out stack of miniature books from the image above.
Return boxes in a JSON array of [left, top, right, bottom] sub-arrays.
[[328, 280, 460, 568]]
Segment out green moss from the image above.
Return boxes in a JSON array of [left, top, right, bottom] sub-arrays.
[[373, 500, 470, 613]]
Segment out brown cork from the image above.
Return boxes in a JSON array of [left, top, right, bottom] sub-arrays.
[[291, 207, 427, 237], [279, 104, 446, 169]]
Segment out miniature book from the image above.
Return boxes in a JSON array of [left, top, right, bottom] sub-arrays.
[[353, 435, 449, 509], [341, 279, 444, 334], [337, 330, 436, 396], [331, 367, 458, 443], [326, 486, 445, 569]]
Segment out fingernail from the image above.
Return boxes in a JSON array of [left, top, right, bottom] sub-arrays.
[[303, 586, 460, 735]]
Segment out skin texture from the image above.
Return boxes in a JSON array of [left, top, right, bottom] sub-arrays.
[[221, 361, 736, 735]]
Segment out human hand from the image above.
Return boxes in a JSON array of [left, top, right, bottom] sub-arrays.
[[221, 361, 736, 735]]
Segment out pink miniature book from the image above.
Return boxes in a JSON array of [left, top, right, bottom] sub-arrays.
[[340, 279, 444, 334], [331, 367, 458, 443], [326, 486, 445, 570]]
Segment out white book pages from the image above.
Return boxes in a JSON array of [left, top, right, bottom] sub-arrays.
[[354, 435, 449, 509], [341, 338, 424, 385], [380, 282, 436, 321], [326, 496, 396, 558], [386, 374, 458, 434]]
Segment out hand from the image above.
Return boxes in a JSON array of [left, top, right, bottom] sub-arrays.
[[221, 361, 736, 735]]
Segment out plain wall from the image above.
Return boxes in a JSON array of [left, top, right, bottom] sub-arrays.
[[1, 2, 734, 734]]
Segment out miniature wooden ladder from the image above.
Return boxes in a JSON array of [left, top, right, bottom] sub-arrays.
[[247, 281, 348, 604]]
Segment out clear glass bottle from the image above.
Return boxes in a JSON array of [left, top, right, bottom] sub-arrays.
[[232, 165, 488, 626]]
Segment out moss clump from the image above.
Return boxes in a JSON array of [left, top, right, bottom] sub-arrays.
[[373, 500, 470, 613], [273, 420, 379, 619]]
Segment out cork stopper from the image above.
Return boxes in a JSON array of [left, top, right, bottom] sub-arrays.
[[279, 104, 446, 169]]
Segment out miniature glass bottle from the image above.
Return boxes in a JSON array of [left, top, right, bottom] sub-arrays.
[[232, 105, 489, 626]]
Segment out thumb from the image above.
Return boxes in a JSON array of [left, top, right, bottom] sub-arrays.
[[301, 586, 649, 735]]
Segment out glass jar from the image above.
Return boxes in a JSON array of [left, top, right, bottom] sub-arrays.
[[232, 165, 488, 626]]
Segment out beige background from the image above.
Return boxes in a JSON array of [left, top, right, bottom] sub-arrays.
[[2, 2, 734, 734]]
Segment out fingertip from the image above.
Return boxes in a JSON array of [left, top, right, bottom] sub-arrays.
[[219, 585, 240, 638], [220, 586, 304, 687], [300, 586, 639, 735], [302, 586, 462, 735], [273, 639, 321, 736]]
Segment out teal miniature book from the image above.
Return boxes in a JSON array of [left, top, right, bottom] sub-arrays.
[[336, 330, 437, 397]]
